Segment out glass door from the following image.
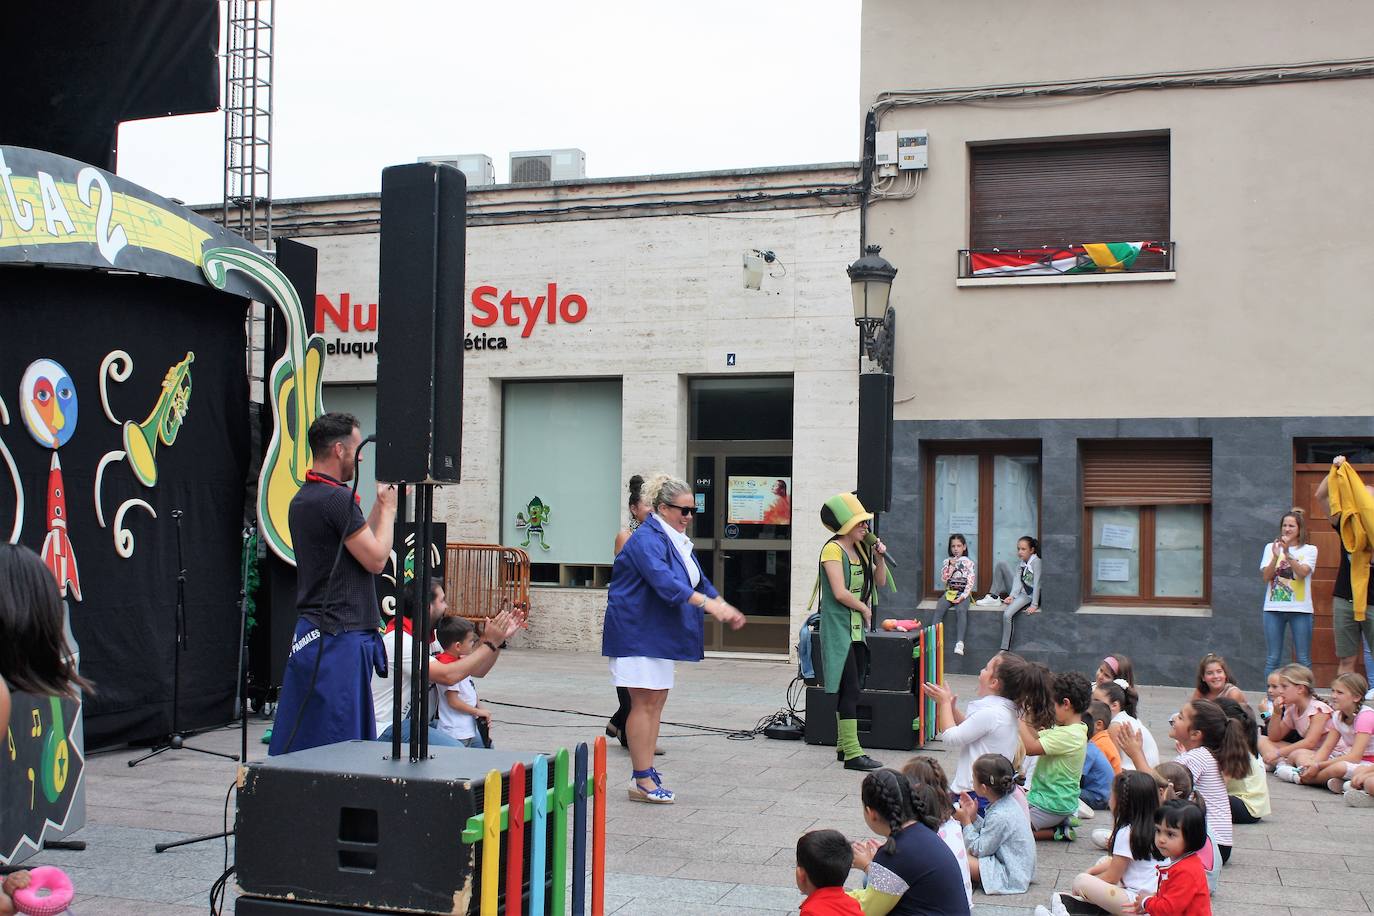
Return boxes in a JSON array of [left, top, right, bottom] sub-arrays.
[[691, 450, 792, 653]]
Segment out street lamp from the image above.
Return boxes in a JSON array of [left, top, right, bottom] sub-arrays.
[[847, 244, 897, 374]]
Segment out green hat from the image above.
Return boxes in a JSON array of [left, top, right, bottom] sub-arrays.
[[820, 492, 872, 536]]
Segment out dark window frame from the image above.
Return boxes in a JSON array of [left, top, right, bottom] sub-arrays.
[[923, 441, 1042, 598]]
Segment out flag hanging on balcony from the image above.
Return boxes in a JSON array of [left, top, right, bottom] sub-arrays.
[[970, 242, 1166, 277]]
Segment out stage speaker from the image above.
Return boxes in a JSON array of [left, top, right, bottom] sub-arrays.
[[857, 371, 894, 513], [803, 686, 918, 752], [808, 630, 917, 694], [235, 741, 551, 915], [374, 162, 466, 484]]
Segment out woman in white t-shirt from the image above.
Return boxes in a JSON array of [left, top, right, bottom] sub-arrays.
[[1261, 508, 1318, 678]]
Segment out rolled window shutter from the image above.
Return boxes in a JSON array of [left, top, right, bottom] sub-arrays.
[[970, 136, 1170, 253], [1082, 441, 1211, 506]]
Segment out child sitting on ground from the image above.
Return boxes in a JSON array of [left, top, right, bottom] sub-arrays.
[[1123, 800, 1213, 915], [795, 829, 862, 916], [1095, 680, 1161, 771], [955, 753, 1035, 895], [1215, 698, 1270, 824], [1095, 653, 1136, 689], [1080, 715, 1115, 814], [1259, 664, 1332, 769], [1089, 700, 1123, 775], [1284, 673, 1374, 791], [1066, 771, 1166, 914], [848, 769, 971, 915], [433, 616, 492, 748], [902, 756, 973, 907], [1258, 670, 1282, 723], [1349, 762, 1374, 806], [1152, 699, 1247, 865], [1152, 762, 1220, 893], [1017, 668, 1092, 840]]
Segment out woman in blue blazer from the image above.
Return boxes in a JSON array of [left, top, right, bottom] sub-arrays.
[[602, 473, 745, 803]]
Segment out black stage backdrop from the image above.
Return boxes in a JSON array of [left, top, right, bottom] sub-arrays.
[[0, 1, 220, 170], [0, 267, 249, 748]]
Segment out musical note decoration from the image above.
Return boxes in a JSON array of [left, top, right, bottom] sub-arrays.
[[202, 247, 325, 565]]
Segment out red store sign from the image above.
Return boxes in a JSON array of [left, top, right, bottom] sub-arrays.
[[315, 284, 588, 354]]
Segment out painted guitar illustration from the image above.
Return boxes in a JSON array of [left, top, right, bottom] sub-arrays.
[[202, 247, 325, 564]]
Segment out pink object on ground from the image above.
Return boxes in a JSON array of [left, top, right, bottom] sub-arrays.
[[11, 866, 74, 916]]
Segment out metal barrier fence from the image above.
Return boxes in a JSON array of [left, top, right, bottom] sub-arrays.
[[444, 543, 531, 621]]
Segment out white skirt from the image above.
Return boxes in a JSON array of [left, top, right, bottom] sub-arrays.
[[609, 655, 675, 690]]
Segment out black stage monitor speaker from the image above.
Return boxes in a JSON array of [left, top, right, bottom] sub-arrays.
[[375, 162, 466, 484], [804, 686, 918, 752], [808, 630, 918, 694], [236, 741, 552, 915], [857, 371, 894, 513]]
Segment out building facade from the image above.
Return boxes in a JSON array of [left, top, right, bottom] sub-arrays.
[[249, 164, 863, 656], [861, 1, 1374, 686]]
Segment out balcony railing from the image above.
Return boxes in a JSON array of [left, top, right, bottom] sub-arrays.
[[958, 241, 1175, 279]]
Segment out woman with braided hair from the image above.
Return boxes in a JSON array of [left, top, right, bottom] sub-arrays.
[[848, 768, 971, 915]]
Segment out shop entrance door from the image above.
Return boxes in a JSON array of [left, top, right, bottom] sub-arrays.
[[687, 375, 793, 655], [690, 448, 793, 653]]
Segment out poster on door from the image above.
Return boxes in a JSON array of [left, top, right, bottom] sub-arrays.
[[727, 476, 791, 525]]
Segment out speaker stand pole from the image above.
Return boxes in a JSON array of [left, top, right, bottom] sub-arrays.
[[130, 510, 239, 767], [153, 525, 256, 852]]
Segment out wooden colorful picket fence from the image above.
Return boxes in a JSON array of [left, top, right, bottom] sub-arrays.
[[915, 622, 944, 746], [461, 736, 608, 916]]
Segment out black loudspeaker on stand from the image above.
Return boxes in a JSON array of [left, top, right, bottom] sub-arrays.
[[374, 161, 466, 484], [128, 510, 239, 768], [857, 371, 894, 513]]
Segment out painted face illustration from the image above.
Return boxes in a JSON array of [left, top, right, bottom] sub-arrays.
[[21, 359, 78, 448]]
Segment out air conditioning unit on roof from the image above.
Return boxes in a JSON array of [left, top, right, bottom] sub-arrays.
[[417, 154, 495, 187], [509, 148, 586, 184]]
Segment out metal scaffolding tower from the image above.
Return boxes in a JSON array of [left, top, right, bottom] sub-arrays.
[[223, 0, 274, 248], [222, 0, 275, 396]]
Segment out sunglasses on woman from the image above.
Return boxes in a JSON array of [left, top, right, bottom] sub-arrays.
[[663, 504, 696, 517]]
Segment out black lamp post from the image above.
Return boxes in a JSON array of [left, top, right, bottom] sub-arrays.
[[847, 244, 898, 374], [848, 244, 898, 516]]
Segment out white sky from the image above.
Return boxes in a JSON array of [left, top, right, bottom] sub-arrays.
[[114, 0, 861, 206]]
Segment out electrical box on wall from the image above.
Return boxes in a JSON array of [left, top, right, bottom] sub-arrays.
[[874, 130, 898, 167], [897, 130, 928, 169]]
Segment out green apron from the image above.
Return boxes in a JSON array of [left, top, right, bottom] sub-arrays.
[[818, 540, 870, 694]]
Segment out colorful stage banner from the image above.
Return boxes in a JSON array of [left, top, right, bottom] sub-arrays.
[[0, 146, 259, 298]]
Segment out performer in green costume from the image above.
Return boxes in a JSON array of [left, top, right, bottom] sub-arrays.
[[815, 492, 890, 770]]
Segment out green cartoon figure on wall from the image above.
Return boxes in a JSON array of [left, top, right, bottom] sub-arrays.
[[515, 496, 552, 550]]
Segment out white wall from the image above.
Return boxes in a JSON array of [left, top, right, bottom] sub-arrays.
[[308, 199, 861, 652], [861, 0, 1374, 421]]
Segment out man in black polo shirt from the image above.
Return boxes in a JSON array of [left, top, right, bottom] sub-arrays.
[[269, 412, 397, 755]]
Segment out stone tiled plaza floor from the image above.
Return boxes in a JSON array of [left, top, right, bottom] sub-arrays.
[[24, 649, 1374, 914]]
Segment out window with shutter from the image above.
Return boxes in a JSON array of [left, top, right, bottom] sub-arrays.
[[969, 134, 1170, 272], [1081, 440, 1210, 605]]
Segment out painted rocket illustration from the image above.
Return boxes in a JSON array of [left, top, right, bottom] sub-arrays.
[[41, 452, 81, 601], [21, 358, 82, 600]]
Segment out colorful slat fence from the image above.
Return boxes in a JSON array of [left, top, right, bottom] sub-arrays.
[[461, 736, 607, 915]]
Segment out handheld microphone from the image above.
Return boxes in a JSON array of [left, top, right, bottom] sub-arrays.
[[863, 531, 898, 568]]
